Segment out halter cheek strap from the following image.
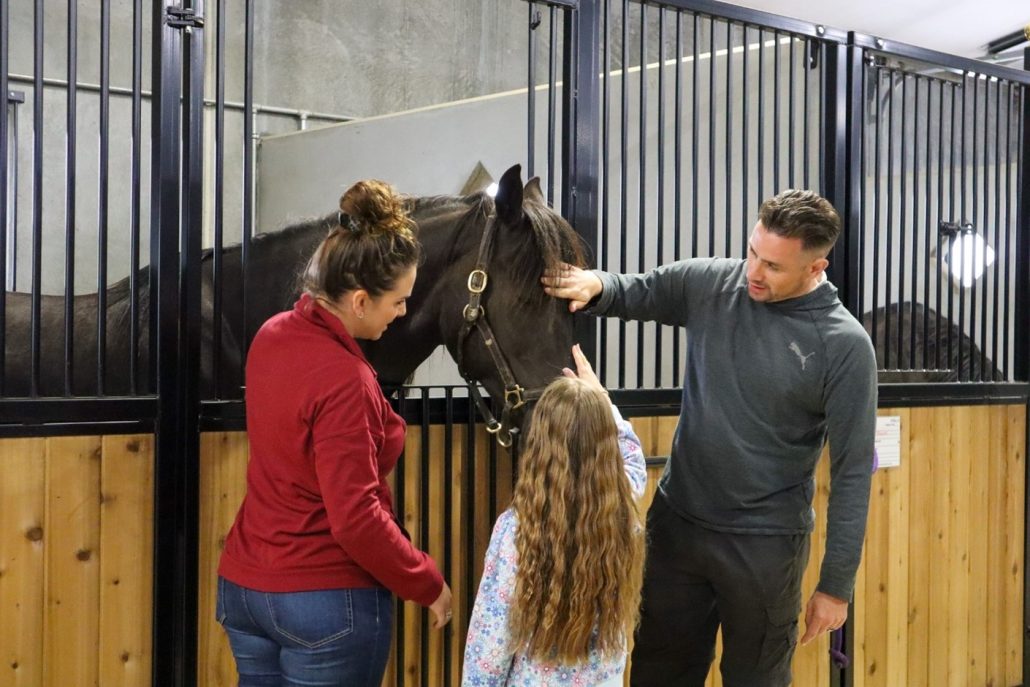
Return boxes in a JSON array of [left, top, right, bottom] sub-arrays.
[[455, 213, 544, 448]]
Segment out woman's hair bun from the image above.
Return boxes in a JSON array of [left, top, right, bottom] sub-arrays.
[[338, 179, 414, 238]]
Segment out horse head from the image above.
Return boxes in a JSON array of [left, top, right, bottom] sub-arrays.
[[366, 164, 586, 445]]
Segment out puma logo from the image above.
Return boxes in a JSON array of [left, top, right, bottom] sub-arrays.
[[789, 341, 815, 370]]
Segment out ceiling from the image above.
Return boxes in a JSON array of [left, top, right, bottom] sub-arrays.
[[728, 0, 1029, 65]]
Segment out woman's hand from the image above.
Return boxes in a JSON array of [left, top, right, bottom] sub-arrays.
[[562, 344, 608, 398], [429, 582, 453, 629]]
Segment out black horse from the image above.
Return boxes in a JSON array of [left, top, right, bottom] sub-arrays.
[[2, 165, 585, 434]]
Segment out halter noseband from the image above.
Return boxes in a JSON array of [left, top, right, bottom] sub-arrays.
[[455, 213, 545, 448]]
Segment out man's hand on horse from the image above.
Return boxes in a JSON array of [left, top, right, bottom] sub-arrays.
[[541, 263, 603, 312], [800, 591, 848, 645]]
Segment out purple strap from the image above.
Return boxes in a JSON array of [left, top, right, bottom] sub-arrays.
[[829, 627, 850, 669]]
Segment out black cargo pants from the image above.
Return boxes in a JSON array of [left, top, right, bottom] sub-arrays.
[[630, 490, 811, 687]]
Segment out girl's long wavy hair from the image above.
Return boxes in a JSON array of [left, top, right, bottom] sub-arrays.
[[509, 377, 646, 665]]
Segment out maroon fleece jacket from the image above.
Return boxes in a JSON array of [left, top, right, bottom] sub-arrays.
[[218, 294, 444, 606]]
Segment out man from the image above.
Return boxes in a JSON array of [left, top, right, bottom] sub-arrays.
[[542, 189, 877, 686]]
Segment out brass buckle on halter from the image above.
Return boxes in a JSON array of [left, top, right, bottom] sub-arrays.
[[504, 385, 526, 410], [467, 269, 488, 294]]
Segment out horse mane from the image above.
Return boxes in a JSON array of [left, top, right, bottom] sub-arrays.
[[410, 191, 586, 310]]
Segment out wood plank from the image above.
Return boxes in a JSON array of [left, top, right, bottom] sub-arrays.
[[402, 426, 423, 686], [44, 435, 102, 687], [792, 450, 830, 687], [985, 405, 1008, 686], [926, 404, 952, 687], [885, 409, 910, 687], [905, 407, 933, 685], [426, 425, 446, 686], [1005, 405, 1026, 685], [946, 406, 973, 686], [858, 435, 889, 687], [0, 438, 47, 687], [967, 405, 990, 684], [197, 431, 249, 687], [98, 435, 154, 687]]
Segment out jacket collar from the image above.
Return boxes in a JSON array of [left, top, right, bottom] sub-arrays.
[[294, 293, 377, 377]]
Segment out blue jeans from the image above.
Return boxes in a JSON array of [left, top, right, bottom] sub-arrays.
[[216, 577, 394, 687]]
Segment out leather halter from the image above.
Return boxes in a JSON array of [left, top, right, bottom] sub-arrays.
[[455, 213, 545, 448]]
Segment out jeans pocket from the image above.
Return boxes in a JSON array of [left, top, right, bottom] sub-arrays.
[[265, 589, 354, 648], [758, 599, 800, 675], [215, 577, 228, 625]]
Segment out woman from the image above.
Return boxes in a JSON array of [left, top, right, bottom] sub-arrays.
[[217, 180, 451, 687], [462, 344, 647, 686]]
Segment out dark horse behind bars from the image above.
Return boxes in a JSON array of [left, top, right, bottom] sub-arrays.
[[1, 165, 584, 436]]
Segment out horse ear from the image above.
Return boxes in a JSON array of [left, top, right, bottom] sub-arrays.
[[524, 177, 544, 204], [494, 164, 524, 225]]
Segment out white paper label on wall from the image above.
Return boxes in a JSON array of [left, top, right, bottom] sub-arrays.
[[875, 415, 901, 469]]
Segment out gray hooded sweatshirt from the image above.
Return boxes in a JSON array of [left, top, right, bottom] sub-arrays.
[[590, 257, 877, 600]]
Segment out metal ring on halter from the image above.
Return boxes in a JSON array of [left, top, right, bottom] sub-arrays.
[[467, 269, 488, 294], [463, 304, 483, 323], [484, 419, 503, 434], [497, 431, 513, 448], [504, 385, 526, 410]]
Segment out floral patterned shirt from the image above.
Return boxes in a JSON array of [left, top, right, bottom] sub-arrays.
[[461, 405, 648, 687]]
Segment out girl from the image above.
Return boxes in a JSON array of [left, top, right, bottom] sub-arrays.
[[463, 344, 647, 686]]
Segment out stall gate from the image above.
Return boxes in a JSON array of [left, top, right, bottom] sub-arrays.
[[1, 1, 1029, 686]]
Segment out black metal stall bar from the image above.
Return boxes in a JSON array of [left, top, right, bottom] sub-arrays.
[[848, 34, 1030, 386], [594, 0, 840, 391]]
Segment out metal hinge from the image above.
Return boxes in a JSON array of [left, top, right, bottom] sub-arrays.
[[166, 6, 204, 30]]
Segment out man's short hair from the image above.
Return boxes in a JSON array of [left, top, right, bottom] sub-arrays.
[[758, 189, 841, 254]]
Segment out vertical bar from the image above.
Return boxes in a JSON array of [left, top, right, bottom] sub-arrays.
[[788, 35, 796, 188], [979, 77, 991, 380], [442, 387, 454, 682], [637, 4, 647, 387], [871, 66, 881, 367], [898, 73, 907, 369], [725, 21, 732, 258], [212, 0, 226, 398], [419, 388, 430, 687], [546, 5, 557, 205], [842, 40, 864, 319], [242, 0, 254, 358], [741, 24, 749, 256], [656, 8, 665, 388], [30, 0, 44, 396], [969, 74, 980, 379], [822, 43, 848, 304], [991, 79, 1002, 380], [180, 1, 205, 679], [527, 2, 537, 178], [757, 28, 764, 210], [129, 0, 143, 394], [773, 31, 781, 192], [619, 0, 628, 387], [935, 80, 945, 370], [0, 0, 7, 394], [673, 9, 683, 382], [857, 52, 867, 320], [948, 82, 959, 374], [151, 3, 185, 684], [910, 76, 920, 371], [65, 0, 78, 395], [958, 73, 968, 380], [601, 0, 605, 387], [803, 37, 811, 188], [463, 393, 477, 632], [97, 0, 111, 393], [599, 0, 610, 383], [1003, 81, 1014, 378], [562, 0, 600, 367], [708, 16, 716, 256], [927, 76, 935, 370], [691, 12, 699, 259], [885, 69, 894, 369]]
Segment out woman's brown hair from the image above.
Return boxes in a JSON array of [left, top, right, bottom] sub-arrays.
[[508, 377, 646, 664], [301, 179, 420, 299]]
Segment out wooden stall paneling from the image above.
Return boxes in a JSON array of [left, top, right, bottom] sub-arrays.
[[0, 438, 47, 687], [99, 436, 155, 687], [197, 432, 250, 687], [852, 405, 1025, 687], [0, 434, 153, 687], [197, 404, 1026, 687]]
